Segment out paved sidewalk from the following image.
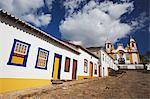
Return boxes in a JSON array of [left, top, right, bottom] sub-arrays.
[[0, 70, 150, 99]]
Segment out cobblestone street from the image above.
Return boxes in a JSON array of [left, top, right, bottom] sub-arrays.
[[1, 70, 150, 99]]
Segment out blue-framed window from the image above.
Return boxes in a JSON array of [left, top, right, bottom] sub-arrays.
[[7, 39, 30, 67], [35, 48, 49, 70]]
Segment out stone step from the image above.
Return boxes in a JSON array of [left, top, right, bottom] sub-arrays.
[[51, 80, 64, 84]]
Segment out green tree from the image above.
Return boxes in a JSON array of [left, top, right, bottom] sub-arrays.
[[141, 50, 150, 64]]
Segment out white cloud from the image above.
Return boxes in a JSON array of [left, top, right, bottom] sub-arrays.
[[12, 0, 44, 15], [0, 0, 13, 12], [63, 0, 86, 16], [23, 13, 51, 27], [45, 0, 55, 11], [0, 0, 54, 27], [98, 1, 134, 19], [60, 0, 134, 47], [131, 12, 150, 32], [69, 41, 83, 45]]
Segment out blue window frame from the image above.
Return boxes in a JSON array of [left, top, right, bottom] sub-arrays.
[[35, 48, 49, 70], [7, 39, 31, 67]]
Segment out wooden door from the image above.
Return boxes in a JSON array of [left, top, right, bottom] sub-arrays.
[[98, 65, 101, 77], [89, 62, 93, 78], [72, 59, 77, 80], [52, 54, 62, 80]]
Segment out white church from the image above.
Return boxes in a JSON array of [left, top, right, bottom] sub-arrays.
[[105, 37, 141, 64], [88, 37, 144, 70], [104, 37, 143, 69]]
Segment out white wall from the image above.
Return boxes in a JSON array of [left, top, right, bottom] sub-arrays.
[[100, 50, 118, 77], [77, 49, 99, 78], [114, 53, 130, 64], [132, 53, 138, 64], [146, 64, 150, 70], [0, 22, 79, 80], [125, 55, 130, 64], [100, 50, 109, 77], [118, 64, 144, 69]]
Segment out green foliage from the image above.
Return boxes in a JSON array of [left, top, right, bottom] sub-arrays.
[[141, 50, 150, 64]]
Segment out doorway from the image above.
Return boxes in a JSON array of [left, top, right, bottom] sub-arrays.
[[72, 59, 77, 80], [52, 54, 62, 80], [103, 67, 105, 77], [98, 65, 101, 77], [89, 62, 93, 78]]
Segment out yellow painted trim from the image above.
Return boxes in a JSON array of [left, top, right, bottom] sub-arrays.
[[77, 76, 90, 80], [89, 62, 93, 78], [92, 76, 98, 78], [0, 78, 51, 93], [137, 53, 141, 64], [130, 53, 133, 64], [111, 54, 114, 59], [108, 54, 114, 59], [11, 56, 24, 64], [77, 76, 99, 80], [53, 57, 60, 80]]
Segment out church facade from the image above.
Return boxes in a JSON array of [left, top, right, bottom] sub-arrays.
[[105, 37, 141, 65]]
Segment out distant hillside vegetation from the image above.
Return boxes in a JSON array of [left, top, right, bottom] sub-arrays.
[[141, 50, 150, 64]]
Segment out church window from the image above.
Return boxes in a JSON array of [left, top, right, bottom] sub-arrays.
[[84, 59, 88, 73], [7, 39, 30, 66], [35, 48, 49, 70], [107, 44, 109, 48], [132, 43, 134, 47]]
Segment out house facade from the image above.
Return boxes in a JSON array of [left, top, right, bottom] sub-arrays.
[[0, 10, 101, 93], [87, 47, 118, 77]]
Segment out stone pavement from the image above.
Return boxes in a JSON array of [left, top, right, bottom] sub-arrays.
[[0, 70, 150, 99]]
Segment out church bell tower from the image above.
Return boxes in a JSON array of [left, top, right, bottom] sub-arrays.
[[105, 40, 113, 53], [129, 37, 137, 52]]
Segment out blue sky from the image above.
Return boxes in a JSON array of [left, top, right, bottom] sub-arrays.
[[0, 0, 149, 54]]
